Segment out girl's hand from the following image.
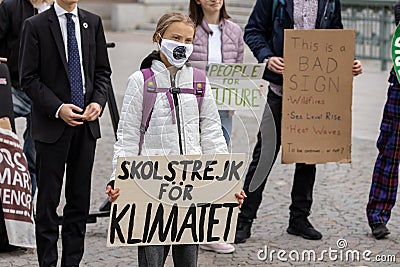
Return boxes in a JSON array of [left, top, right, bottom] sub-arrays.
[[235, 190, 247, 209], [258, 84, 265, 96], [353, 60, 362, 76], [106, 185, 120, 202]]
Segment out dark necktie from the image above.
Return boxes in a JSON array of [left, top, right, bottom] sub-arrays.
[[65, 13, 84, 109]]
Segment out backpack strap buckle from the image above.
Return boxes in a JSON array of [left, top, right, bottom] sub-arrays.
[[171, 87, 180, 94], [195, 82, 204, 95]]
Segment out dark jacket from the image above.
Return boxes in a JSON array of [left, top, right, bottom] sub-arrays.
[[19, 5, 111, 143], [244, 0, 343, 85], [0, 63, 15, 131], [395, 0, 400, 25], [0, 0, 35, 89]]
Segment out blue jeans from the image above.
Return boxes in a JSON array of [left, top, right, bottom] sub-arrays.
[[11, 87, 36, 197], [218, 110, 233, 146]]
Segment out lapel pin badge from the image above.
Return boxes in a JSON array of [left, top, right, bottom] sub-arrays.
[[83, 22, 88, 29]]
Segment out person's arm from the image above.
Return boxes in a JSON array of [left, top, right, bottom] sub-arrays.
[[200, 77, 228, 154], [236, 26, 244, 63], [331, 0, 344, 29], [19, 19, 64, 117], [84, 16, 111, 121], [109, 72, 144, 182], [244, 0, 274, 63], [0, 1, 10, 58], [0, 1, 9, 43]]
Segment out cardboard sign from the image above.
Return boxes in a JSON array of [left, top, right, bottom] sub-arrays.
[[107, 153, 245, 247], [207, 63, 265, 110], [282, 30, 355, 164]]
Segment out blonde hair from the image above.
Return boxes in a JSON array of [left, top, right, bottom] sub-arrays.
[[152, 12, 196, 43]]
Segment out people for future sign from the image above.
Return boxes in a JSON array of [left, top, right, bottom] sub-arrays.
[[282, 30, 355, 164], [107, 153, 245, 246], [207, 63, 265, 110]]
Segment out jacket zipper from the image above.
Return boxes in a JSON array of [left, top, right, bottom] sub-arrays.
[[171, 75, 184, 155]]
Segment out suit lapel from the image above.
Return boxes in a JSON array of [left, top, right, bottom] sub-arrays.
[[48, 6, 69, 78], [79, 9, 89, 86]]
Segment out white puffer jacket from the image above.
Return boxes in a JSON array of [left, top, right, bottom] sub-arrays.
[[110, 58, 228, 180]]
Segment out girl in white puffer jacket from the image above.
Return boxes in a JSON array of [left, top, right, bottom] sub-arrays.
[[106, 12, 245, 267]]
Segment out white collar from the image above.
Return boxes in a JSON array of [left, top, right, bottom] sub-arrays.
[[54, 1, 78, 18]]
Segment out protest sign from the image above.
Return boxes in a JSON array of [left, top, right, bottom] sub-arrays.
[[282, 29, 355, 164], [107, 153, 245, 247], [392, 23, 400, 81], [207, 63, 265, 110], [0, 127, 35, 248]]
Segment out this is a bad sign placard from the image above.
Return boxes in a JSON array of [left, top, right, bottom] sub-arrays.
[[107, 153, 245, 247], [282, 30, 355, 164], [207, 63, 265, 110]]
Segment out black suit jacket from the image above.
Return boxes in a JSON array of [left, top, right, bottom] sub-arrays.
[[19, 5, 111, 143], [0, 0, 35, 89]]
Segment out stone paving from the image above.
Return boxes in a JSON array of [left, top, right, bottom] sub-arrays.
[[1, 31, 399, 266]]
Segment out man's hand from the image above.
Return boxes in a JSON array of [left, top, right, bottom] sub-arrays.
[[83, 102, 102, 121], [106, 185, 120, 202], [0, 57, 7, 63], [267, 56, 285, 74], [59, 104, 84, 126], [353, 60, 362, 76]]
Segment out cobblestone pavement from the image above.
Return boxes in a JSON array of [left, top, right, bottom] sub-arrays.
[[1, 31, 399, 266]]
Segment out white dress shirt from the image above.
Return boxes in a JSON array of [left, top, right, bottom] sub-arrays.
[[54, 2, 86, 117]]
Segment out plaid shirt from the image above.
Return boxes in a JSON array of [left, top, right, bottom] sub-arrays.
[[293, 0, 318, 30]]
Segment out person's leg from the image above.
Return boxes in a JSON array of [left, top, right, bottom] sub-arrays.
[[236, 89, 281, 243], [24, 115, 36, 197], [287, 163, 321, 240], [240, 90, 281, 220], [138, 245, 169, 267], [218, 110, 233, 146], [289, 163, 316, 221], [61, 124, 96, 267], [172, 244, 198, 267], [35, 130, 71, 267], [367, 84, 400, 238]]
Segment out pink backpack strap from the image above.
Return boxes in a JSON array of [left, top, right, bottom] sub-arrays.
[[192, 67, 206, 112], [139, 68, 158, 156], [138, 67, 206, 155]]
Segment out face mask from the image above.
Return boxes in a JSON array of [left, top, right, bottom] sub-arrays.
[[158, 36, 193, 68]]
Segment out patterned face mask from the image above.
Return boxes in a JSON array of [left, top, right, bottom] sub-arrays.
[[158, 35, 193, 68]]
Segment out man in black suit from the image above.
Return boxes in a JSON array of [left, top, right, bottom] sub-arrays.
[[19, 0, 111, 266]]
